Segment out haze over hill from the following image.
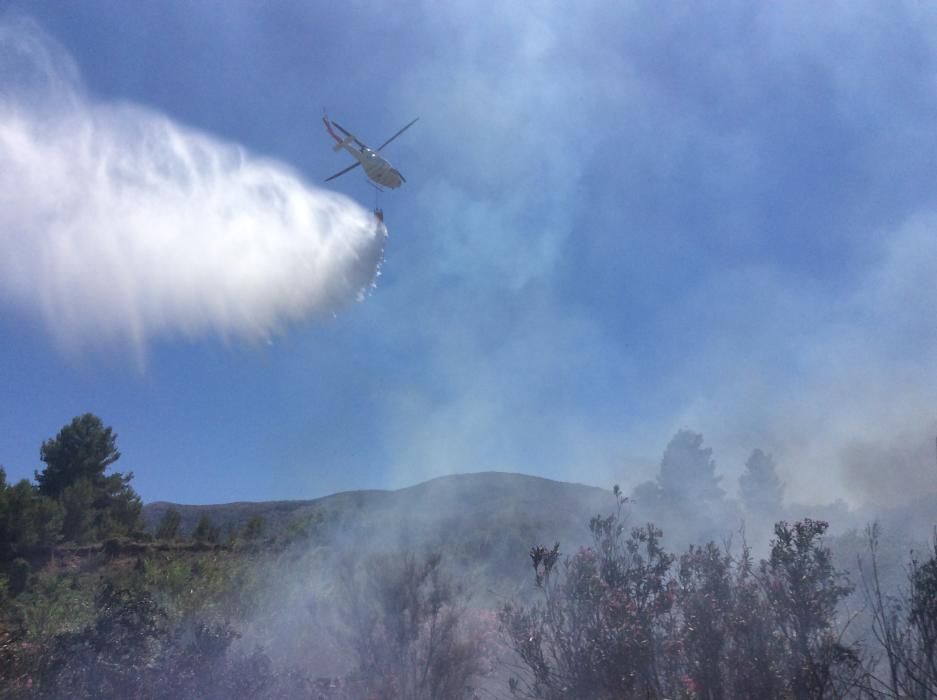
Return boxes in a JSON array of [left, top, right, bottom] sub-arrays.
[[4, 413, 936, 696], [144, 472, 619, 589], [143, 467, 937, 587]]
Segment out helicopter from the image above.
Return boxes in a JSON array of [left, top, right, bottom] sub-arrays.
[[322, 115, 418, 189]]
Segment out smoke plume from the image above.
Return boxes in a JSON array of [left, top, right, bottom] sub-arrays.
[[0, 18, 385, 355]]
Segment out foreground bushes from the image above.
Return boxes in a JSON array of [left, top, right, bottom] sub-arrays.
[[2, 483, 935, 698], [499, 490, 906, 700]]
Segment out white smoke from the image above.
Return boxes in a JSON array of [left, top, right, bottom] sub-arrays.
[[0, 18, 385, 355]]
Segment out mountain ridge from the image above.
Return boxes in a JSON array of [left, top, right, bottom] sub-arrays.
[[143, 471, 614, 529], [142, 471, 619, 585]]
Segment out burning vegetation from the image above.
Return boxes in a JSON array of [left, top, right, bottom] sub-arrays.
[[1, 416, 935, 698]]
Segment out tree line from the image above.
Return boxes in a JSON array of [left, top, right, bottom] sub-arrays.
[[1, 416, 934, 698]]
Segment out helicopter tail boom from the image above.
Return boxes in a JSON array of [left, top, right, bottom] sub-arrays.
[[332, 134, 355, 152]]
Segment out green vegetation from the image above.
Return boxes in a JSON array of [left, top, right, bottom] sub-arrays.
[[192, 515, 221, 544], [2, 417, 936, 698], [155, 508, 181, 541], [0, 413, 141, 569]]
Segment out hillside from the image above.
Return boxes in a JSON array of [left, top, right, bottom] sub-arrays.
[[144, 471, 619, 587], [8, 470, 936, 697]]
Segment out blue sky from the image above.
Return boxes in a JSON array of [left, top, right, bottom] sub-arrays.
[[1, 1, 936, 507]]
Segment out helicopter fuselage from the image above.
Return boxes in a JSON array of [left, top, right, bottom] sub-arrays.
[[339, 144, 404, 189]]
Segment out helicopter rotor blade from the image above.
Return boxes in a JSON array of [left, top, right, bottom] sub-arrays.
[[329, 120, 367, 149], [324, 161, 361, 182], [377, 117, 419, 151]]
